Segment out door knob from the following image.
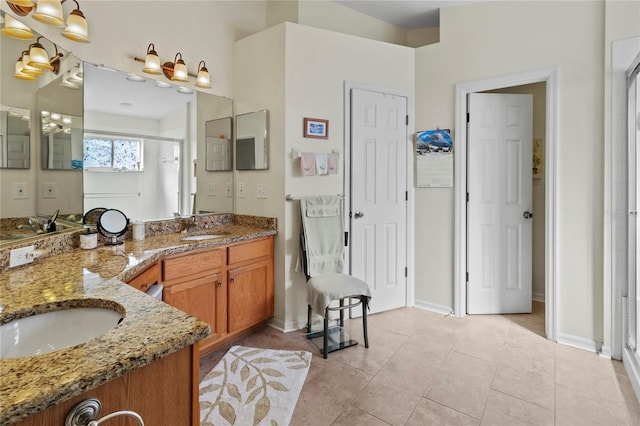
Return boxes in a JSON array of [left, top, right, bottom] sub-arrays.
[[354, 211, 364, 219], [523, 211, 533, 219]]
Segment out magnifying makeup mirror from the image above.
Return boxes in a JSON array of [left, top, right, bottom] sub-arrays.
[[97, 209, 129, 245]]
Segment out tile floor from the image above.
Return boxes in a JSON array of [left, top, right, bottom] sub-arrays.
[[200, 302, 640, 425]]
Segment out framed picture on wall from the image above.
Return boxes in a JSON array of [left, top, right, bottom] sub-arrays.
[[303, 117, 329, 139]]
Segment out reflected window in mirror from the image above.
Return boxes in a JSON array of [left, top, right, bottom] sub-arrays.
[[235, 110, 268, 170], [84, 135, 143, 171], [205, 117, 232, 171], [0, 106, 31, 169]]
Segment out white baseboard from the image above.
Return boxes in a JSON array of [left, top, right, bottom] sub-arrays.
[[268, 317, 307, 333], [557, 332, 602, 353], [623, 346, 640, 404], [414, 299, 454, 316], [532, 292, 545, 303], [600, 345, 613, 359]]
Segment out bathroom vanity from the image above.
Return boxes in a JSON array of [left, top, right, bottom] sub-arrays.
[[0, 216, 276, 424]]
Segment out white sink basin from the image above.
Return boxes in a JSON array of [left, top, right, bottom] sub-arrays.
[[181, 234, 227, 241], [0, 307, 124, 359]]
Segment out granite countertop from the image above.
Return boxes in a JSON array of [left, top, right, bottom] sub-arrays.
[[0, 219, 277, 424]]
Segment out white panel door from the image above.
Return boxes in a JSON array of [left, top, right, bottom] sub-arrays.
[[468, 93, 533, 314], [206, 137, 230, 171], [6, 135, 29, 169], [350, 88, 407, 313]]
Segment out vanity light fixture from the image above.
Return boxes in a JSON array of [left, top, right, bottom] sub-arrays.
[[142, 43, 161, 74], [14, 56, 37, 80], [18, 50, 43, 75], [195, 60, 211, 88], [1, 14, 35, 39], [32, 0, 65, 27], [27, 36, 63, 73], [60, 0, 89, 42], [5, 0, 90, 42], [134, 43, 211, 88], [169, 52, 188, 82]]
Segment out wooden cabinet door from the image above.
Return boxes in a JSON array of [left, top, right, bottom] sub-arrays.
[[227, 259, 273, 333], [164, 273, 226, 346], [126, 262, 160, 292]]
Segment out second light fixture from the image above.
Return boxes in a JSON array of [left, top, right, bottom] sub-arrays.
[[135, 43, 211, 88]]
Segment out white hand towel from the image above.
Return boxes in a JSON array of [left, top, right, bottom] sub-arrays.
[[327, 153, 338, 174], [300, 153, 316, 176], [315, 153, 328, 175]]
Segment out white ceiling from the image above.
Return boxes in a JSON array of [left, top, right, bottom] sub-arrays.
[[334, 0, 481, 29]]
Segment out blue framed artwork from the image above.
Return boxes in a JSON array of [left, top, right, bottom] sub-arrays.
[[416, 129, 453, 154], [303, 117, 329, 139]]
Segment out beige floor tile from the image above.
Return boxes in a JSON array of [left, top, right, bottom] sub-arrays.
[[613, 361, 640, 425], [199, 304, 640, 426], [330, 405, 391, 426], [481, 391, 554, 426], [491, 346, 555, 410], [329, 325, 408, 375], [352, 368, 425, 426], [504, 321, 555, 360], [383, 343, 448, 387], [424, 351, 497, 419], [406, 398, 479, 426], [452, 321, 509, 363], [290, 360, 371, 426], [555, 383, 630, 426], [555, 344, 625, 404]]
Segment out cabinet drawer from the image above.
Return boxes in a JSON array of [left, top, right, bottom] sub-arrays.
[[163, 248, 225, 282], [127, 262, 160, 292], [228, 237, 272, 265]]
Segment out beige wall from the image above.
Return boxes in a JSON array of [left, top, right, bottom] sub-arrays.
[[415, 1, 606, 344], [235, 23, 414, 330]]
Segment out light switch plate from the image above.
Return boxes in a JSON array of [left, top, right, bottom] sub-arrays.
[[10, 245, 35, 268], [257, 184, 267, 199], [225, 183, 233, 198], [207, 183, 216, 197], [238, 183, 246, 198]]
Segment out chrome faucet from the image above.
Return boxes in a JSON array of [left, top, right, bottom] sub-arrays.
[[176, 214, 197, 234], [17, 217, 45, 234]]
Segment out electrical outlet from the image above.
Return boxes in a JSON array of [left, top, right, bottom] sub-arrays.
[[9, 245, 35, 268], [238, 183, 246, 199], [257, 184, 267, 199], [225, 183, 233, 198], [12, 182, 27, 199], [43, 182, 57, 199], [207, 183, 216, 197]]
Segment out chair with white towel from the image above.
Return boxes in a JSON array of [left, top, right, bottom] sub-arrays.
[[299, 195, 371, 359]]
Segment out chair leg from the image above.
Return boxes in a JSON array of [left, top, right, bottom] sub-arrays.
[[323, 307, 329, 359], [307, 304, 312, 334], [339, 298, 345, 327], [362, 297, 369, 348]]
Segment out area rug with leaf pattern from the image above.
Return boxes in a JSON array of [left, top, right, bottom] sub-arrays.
[[200, 345, 312, 426]]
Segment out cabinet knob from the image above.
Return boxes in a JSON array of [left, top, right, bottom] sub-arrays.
[[229, 277, 236, 283], [216, 281, 223, 287]]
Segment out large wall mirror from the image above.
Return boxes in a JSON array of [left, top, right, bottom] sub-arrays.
[[235, 110, 268, 170], [83, 63, 234, 220], [0, 106, 30, 169], [1, 15, 234, 244]]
